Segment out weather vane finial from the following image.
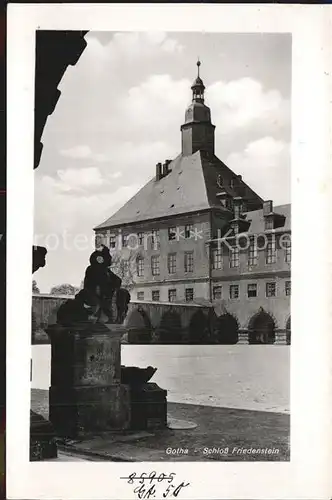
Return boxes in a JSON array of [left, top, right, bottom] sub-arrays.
[[197, 58, 201, 77]]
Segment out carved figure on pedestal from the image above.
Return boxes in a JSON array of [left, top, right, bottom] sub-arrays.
[[56, 245, 130, 326]]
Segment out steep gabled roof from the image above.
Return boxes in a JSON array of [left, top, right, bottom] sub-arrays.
[[95, 151, 263, 230]]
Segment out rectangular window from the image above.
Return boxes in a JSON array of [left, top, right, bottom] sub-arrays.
[[151, 255, 160, 276], [168, 289, 177, 302], [136, 257, 144, 277], [284, 237, 291, 263], [212, 248, 223, 270], [185, 224, 193, 239], [185, 288, 194, 302], [123, 260, 129, 274], [137, 291, 144, 301], [213, 285, 222, 300], [168, 227, 177, 241], [151, 230, 160, 250], [230, 246, 239, 268], [167, 253, 176, 274], [109, 234, 116, 249], [266, 282, 276, 297], [122, 234, 128, 248], [265, 218, 274, 230], [137, 232, 144, 245], [285, 281, 291, 296], [229, 284, 239, 299], [232, 222, 239, 235], [247, 283, 257, 298], [152, 290, 160, 301], [184, 251, 194, 272], [266, 236, 276, 264], [248, 240, 258, 266], [234, 204, 241, 219]]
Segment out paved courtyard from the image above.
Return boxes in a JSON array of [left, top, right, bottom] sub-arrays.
[[32, 344, 290, 413], [31, 389, 290, 462]]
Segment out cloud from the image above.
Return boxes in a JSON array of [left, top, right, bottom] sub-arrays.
[[60, 145, 92, 159], [86, 31, 184, 64], [57, 167, 104, 191], [34, 172, 141, 236], [60, 145, 108, 163], [208, 77, 290, 135], [226, 137, 290, 204]]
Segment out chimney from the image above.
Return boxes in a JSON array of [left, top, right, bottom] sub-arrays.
[[162, 159, 172, 177], [237, 175, 242, 181], [156, 162, 162, 180], [263, 200, 273, 216]]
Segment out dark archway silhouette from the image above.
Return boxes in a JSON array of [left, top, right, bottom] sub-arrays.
[[125, 308, 152, 344], [188, 310, 209, 344], [286, 317, 291, 345], [249, 311, 275, 344], [158, 311, 183, 344], [216, 313, 239, 344]]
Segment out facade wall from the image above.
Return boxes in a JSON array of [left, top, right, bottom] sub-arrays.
[[132, 280, 210, 304], [96, 211, 212, 302], [211, 276, 290, 331], [210, 229, 291, 333]]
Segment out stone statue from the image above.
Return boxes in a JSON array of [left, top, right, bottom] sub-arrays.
[[56, 245, 131, 326]]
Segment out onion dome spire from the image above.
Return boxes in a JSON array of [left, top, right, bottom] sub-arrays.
[[191, 59, 205, 103]]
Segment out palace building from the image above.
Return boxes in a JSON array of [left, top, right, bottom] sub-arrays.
[[94, 62, 291, 345]]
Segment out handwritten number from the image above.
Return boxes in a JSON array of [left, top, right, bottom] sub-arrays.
[[128, 472, 136, 484], [163, 484, 172, 498], [173, 482, 190, 497]]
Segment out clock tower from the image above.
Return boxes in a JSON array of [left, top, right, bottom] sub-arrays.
[[181, 60, 216, 157]]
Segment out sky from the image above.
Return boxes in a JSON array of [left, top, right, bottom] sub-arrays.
[[33, 31, 291, 293]]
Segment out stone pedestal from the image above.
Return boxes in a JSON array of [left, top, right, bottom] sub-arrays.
[[237, 329, 249, 344], [274, 329, 287, 345], [30, 410, 58, 461], [130, 383, 167, 431], [47, 323, 130, 438]]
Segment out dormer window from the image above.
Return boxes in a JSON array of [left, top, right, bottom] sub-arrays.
[[217, 175, 224, 189], [265, 218, 274, 230], [232, 222, 239, 235]]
